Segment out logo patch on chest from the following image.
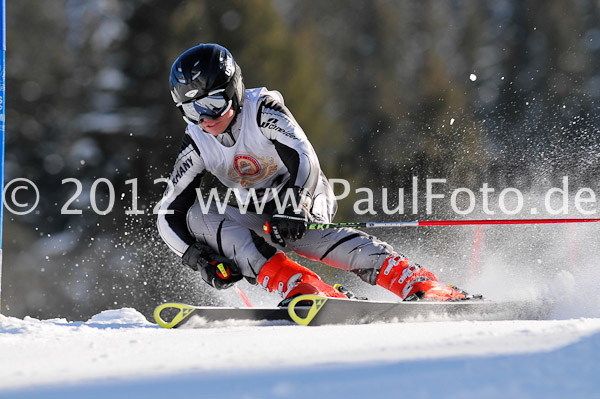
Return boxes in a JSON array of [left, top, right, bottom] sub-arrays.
[[228, 153, 278, 187], [233, 155, 261, 176]]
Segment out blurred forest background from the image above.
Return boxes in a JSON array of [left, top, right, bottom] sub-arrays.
[[2, 0, 600, 320]]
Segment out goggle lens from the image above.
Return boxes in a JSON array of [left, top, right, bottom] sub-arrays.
[[181, 90, 232, 124]]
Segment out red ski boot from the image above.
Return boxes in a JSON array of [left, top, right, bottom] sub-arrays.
[[257, 253, 347, 304], [376, 255, 466, 301]]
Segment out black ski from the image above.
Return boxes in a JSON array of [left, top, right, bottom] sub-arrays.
[[153, 302, 301, 328], [154, 295, 550, 328], [286, 294, 550, 326]]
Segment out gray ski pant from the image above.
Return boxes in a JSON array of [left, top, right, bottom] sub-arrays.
[[186, 202, 394, 284]]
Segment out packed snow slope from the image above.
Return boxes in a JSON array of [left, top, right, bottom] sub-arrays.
[[3, 238, 600, 399], [1, 304, 600, 399]]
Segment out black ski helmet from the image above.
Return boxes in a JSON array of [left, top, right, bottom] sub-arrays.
[[169, 44, 245, 124]]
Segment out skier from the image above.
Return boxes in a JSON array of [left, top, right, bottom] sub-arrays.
[[157, 43, 469, 304]]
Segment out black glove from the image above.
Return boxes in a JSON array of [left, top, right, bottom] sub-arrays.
[[182, 242, 242, 290], [268, 204, 309, 247]]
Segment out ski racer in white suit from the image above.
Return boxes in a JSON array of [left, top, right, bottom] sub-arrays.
[[157, 43, 468, 303]]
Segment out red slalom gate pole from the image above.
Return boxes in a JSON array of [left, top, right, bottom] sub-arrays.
[[469, 225, 484, 279], [567, 223, 579, 274]]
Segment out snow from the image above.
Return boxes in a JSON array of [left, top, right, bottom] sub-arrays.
[[1, 307, 600, 398]]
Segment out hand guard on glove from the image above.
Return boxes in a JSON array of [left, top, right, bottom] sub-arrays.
[[268, 204, 310, 247], [182, 242, 242, 290]]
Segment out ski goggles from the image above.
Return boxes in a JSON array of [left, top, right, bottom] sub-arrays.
[[180, 89, 232, 124]]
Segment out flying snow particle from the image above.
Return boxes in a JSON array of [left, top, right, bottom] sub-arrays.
[[450, 118, 455, 126], [470, 74, 477, 81]]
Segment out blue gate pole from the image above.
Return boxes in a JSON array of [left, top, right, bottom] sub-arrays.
[[0, 0, 6, 312]]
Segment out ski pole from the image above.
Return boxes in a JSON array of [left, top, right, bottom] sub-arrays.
[[263, 218, 600, 234], [301, 218, 600, 229], [235, 287, 253, 307]]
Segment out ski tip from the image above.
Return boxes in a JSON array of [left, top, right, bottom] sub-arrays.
[[287, 294, 328, 326], [154, 303, 197, 329]]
